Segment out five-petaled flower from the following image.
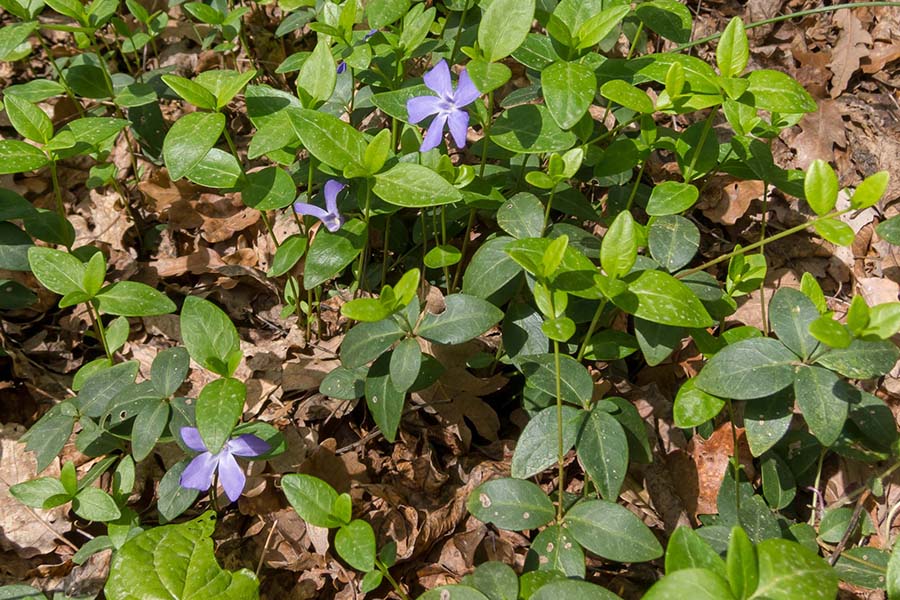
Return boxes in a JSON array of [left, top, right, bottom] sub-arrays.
[[179, 426, 269, 503], [294, 179, 345, 232], [406, 59, 480, 152]]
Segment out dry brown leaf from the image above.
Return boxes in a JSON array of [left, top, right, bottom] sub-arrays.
[[829, 11, 873, 98], [700, 177, 764, 225], [792, 100, 848, 169], [685, 423, 754, 515], [0, 423, 71, 558]]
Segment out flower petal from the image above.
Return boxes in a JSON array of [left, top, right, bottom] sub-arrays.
[[447, 109, 469, 148], [323, 179, 345, 214], [423, 59, 453, 97], [180, 427, 207, 452], [218, 451, 246, 503], [179, 452, 217, 492], [406, 95, 442, 124], [420, 113, 448, 152], [322, 213, 345, 233], [294, 202, 330, 222], [453, 69, 481, 106], [227, 434, 270, 457]]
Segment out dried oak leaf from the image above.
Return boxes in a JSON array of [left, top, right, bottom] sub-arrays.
[[828, 11, 873, 98], [0, 423, 71, 558], [792, 100, 848, 169]]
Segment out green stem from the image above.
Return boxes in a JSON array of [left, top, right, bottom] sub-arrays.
[[479, 91, 494, 178], [625, 162, 646, 211], [37, 35, 83, 116], [575, 299, 608, 362], [553, 338, 565, 521], [48, 160, 66, 223], [356, 179, 373, 293], [440, 207, 451, 295], [541, 187, 557, 235], [625, 22, 644, 60], [449, 207, 475, 294], [759, 179, 770, 334], [376, 559, 410, 600], [222, 127, 240, 163], [726, 400, 740, 514], [674, 2, 900, 53], [381, 214, 392, 288], [676, 208, 852, 279], [683, 109, 716, 182], [88, 303, 113, 363], [449, 0, 470, 64]]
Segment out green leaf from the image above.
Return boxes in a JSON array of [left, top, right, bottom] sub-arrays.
[[424, 244, 462, 268], [4, 94, 53, 143], [851, 170, 890, 210], [105, 511, 259, 599], [27, 246, 85, 296], [241, 166, 295, 210], [0, 586, 45, 600], [161, 74, 217, 110], [635, 0, 692, 43], [674, 377, 725, 428], [543, 60, 597, 130], [0, 140, 48, 174], [665, 526, 727, 578], [367, 0, 409, 28], [467, 478, 555, 531], [887, 537, 900, 599], [303, 218, 367, 289], [390, 338, 421, 393], [21, 406, 75, 471], [297, 41, 335, 106], [0, 22, 37, 61], [420, 587, 489, 600], [157, 460, 200, 522], [162, 112, 225, 181], [374, 163, 462, 208], [498, 193, 544, 241], [643, 569, 735, 600], [878, 214, 900, 245], [525, 525, 585, 578], [613, 269, 713, 328], [814, 217, 855, 246], [804, 159, 838, 216], [530, 580, 622, 600], [267, 234, 307, 277], [511, 405, 583, 479], [582, 329, 639, 361], [470, 562, 518, 600], [462, 236, 523, 299], [753, 539, 837, 600], [73, 486, 121, 521], [542, 316, 575, 342], [180, 295, 242, 377], [287, 108, 366, 173], [577, 403, 628, 500], [132, 400, 170, 461], [793, 365, 850, 447], [717, 17, 749, 77], [152, 347, 190, 398], [341, 297, 392, 322], [761, 453, 795, 510], [282, 474, 342, 528], [183, 1, 223, 23], [418, 293, 503, 345], [744, 390, 793, 457], [601, 211, 637, 279], [335, 520, 376, 572], [365, 351, 406, 442], [95, 281, 176, 316], [815, 339, 900, 379], [76, 360, 139, 418], [467, 58, 512, 96], [745, 70, 817, 113], [695, 338, 797, 400], [516, 353, 592, 408], [9, 476, 68, 508], [186, 148, 243, 189], [834, 547, 889, 590], [490, 104, 577, 154], [196, 378, 245, 453], [564, 499, 663, 562], [600, 79, 654, 114], [194, 69, 256, 110], [0, 279, 37, 309], [576, 4, 631, 50], [646, 181, 699, 216], [726, 527, 757, 599], [768, 287, 820, 360], [340, 317, 405, 368], [648, 214, 699, 271], [478, 0, 535, 62]]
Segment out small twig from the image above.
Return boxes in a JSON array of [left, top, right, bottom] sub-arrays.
[[256, 517, 278, 576], [828, 489, 871, 566]]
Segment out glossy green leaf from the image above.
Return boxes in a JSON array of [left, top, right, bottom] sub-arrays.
[[185, 148, 242, 189], [105, 512, 259, 599], [635, 0, 692, 43], [27, 246, 85, 296], [768, 287, 820, 360], [564, 499, 663, 562], [601, 211, 637, 279], [161, 74, 217, 110], [96, 281, 176, 316], [745, 70, 817, 113], [389, 337, 421, 393], [287, 108, 366, 173], [282, 474, 342, 528], [673, 377, 725, 428], [665, 526, 727, 577], [577, 403, 628, 499], [467, 478, 555, 531], [335, 520, 376, 572], [374, 163, 462, 207], [643, 568, 735, 600], [695, 338, 797, 400], [180, 295, 242, 377], [543, 60, 597, 130], [490, 104, 577, 154], [4, 94, 53, 143], [196, 377, 245, 453], [0, 140, 48, 174], [131, 400, 170, 461], [648, 214, 699, 271], [418, 293, 503, 345], [793, 365, 850, 446], [814, 217, 855, 246], [851, 170, 889, 210], [511, 405, 583, 479], [717, 17, 749, 77], [152, 347, 190, 398], [76, 360, 139, 418], [162, 112, 225, 181], [525, 525, 585, 578], [241, 166, 295, 210], [478, 0, 535, 62], [366, 351, 406, 443], [613, 270, 713, 328], [646, 181, 699, 216], [600, 79, 654, 114], [267, 234, 307, 277], [156, 459, 200, 522], [516, 353, 592, 408], [753, 538, 837, 600], [804, 159, 838, 216], [340, 317, 405, 368], [297, 41, 335, 106], [815, 339, 900, 379]]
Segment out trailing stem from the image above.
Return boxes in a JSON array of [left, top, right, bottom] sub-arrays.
[[553, 338, 565, 521]]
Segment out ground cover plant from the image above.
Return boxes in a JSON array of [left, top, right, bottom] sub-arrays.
[[2, 0, 900, 597]]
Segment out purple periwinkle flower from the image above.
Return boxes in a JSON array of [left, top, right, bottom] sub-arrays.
[[294, 179, 345, 232], [364, 28, 377, 40], [179, 426, 269, 503], [406, 59, 480, 152], [336, 61, 347, 74]]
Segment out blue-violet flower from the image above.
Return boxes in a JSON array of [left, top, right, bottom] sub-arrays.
[[179, 426, 269, 503], [406, 59, 480, 152], [294, 179, 345, 232]]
